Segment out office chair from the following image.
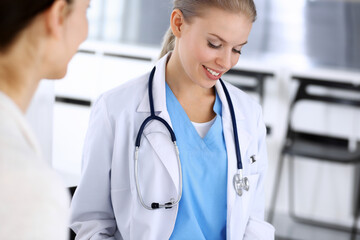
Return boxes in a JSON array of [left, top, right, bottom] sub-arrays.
[[223, 68, 273, 104], [267, 76, 360, 240], [68, 186, 77, 240]]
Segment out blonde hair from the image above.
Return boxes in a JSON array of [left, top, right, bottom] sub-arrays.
[[159, 0, 257, 59]]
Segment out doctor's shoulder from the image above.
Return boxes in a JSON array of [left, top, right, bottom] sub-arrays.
[[95, 72, 150, 114], [224, 80, 263, 121]]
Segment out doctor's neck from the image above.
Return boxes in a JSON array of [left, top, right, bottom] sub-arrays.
[[166, 52, 215, 100]]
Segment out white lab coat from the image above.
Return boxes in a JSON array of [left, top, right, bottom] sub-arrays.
[[70, 53, 275, 240], [0, 91, 70, 240]]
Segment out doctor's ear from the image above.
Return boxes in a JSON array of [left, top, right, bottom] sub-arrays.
[[170, 9, 185, 38]]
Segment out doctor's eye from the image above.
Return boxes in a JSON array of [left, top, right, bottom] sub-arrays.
[[208, 41, 221, 49], [232, 48, 242, 55]]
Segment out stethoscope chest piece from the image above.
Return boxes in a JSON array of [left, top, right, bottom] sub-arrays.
[[233, 170, 250, 196]]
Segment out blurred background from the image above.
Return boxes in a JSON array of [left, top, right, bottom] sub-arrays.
[[28, 0, 360, 239]]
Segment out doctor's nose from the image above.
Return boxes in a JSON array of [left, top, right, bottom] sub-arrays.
[[215, 50, 233, 71]]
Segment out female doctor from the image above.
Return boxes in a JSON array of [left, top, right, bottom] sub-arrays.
[[70, 0, 275, 239]]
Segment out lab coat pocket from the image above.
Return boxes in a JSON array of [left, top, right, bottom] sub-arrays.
[[243, 216, 275, 240]]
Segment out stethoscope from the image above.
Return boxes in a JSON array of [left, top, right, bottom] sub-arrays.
[[134, 66, 249, 210]]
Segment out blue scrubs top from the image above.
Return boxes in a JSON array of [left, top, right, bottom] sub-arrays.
[[166, 84, 228, 240]]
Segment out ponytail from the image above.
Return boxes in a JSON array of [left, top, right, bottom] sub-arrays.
[[159, 27, 176, 59]]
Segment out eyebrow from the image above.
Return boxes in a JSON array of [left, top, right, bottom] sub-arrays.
[[209, 33, 248, 46]]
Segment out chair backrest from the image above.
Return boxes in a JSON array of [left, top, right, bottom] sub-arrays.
[[222, 69, 274, 104], [286, 76, 360, 141], [68, 186, 77, 199], [291, 77, 360, 107]]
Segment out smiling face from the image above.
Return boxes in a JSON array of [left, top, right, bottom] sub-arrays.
[[171, 7, 253, 89]]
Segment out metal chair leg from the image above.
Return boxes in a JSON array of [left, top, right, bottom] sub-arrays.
[[351, 165, 360, 240], [351, 211, 359, 240], [288, 156, 296, 218], [267, 153, 286, 223]]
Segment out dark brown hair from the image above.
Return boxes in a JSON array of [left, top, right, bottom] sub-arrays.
[[0, 0, 73, 51]]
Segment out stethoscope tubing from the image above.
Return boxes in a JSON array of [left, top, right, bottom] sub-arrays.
[[135, 67, 177, 148], [134, 67, 182, 210], [134, 142, 182, 210], [134, 66, 247, 210], [218, 79, 243, 170]]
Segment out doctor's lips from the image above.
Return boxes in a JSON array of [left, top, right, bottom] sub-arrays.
[[203, 65, 224, 80]]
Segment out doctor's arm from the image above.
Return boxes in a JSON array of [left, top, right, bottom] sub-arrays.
[[70, 97, 121, 240], [243, 107, 275, 240]]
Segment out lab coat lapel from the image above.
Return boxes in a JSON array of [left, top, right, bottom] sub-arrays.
[[141, 112, 180, 193], [136, 53, 180, 193], [215, 81, 252, 238]]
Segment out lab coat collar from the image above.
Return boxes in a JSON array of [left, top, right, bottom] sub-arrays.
[[215, 80, 245, 121], [136, 53, 170, 113]]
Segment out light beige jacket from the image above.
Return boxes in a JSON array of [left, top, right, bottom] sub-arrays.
[[0, 91, 70, 240]]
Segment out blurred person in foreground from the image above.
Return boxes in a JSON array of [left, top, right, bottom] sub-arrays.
[[0, 0, 89, 239]]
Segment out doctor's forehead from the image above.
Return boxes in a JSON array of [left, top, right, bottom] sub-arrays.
[[192, 7, 253, 44]]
